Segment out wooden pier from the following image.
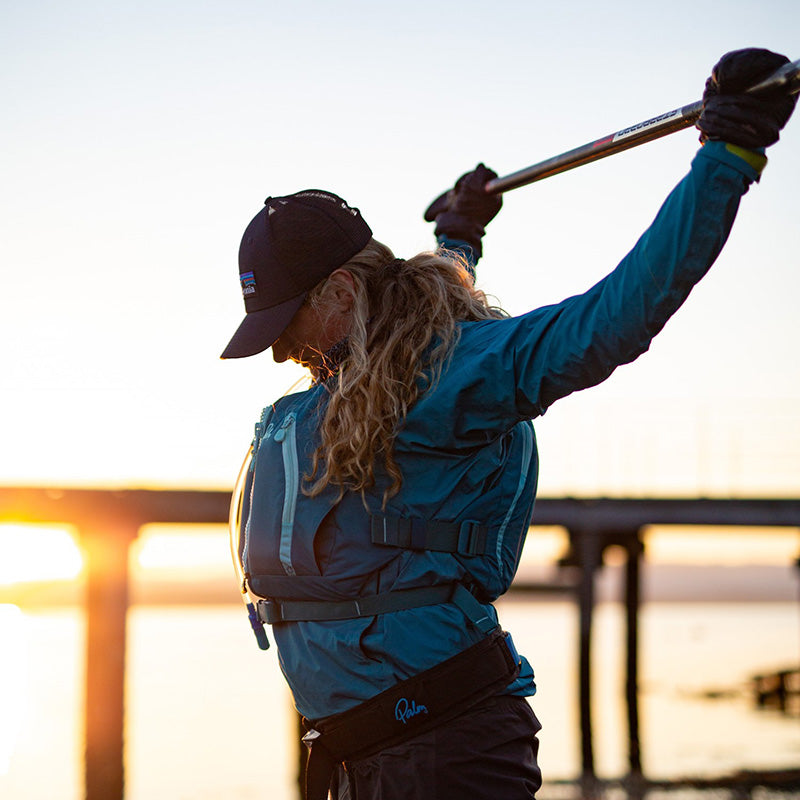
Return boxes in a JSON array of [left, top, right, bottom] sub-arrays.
[[0, 488, 798, 799], [753, 668, 800, 715]]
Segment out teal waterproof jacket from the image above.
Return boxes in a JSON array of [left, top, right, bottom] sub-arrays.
[[239, 142, 763, 720]]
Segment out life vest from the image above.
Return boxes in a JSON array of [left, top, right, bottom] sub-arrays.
[[230, 374, 539, 650]]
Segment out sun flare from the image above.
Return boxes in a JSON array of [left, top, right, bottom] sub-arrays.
[[133, 525, 229, 572], [0, 525, 83, 585]]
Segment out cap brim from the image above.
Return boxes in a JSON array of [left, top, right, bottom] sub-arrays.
[[220, 293, 307, 359]]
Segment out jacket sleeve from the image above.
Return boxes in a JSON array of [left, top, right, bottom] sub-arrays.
[[509, 141, 764, 418], [435, 235, 480, 284], [417, 142, 764, 439]]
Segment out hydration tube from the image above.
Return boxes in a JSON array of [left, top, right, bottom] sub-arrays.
[[229, 445, 270, 650]]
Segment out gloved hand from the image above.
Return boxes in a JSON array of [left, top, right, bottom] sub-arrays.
[[697, 48, 797, 149], [424, 163, 502, 258]]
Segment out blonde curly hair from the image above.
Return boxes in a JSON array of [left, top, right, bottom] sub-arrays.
[[304, 238, 506, 503]]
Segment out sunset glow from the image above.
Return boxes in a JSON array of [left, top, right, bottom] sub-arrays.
[[0, 604, 28, 776], [0, 526, 83, 586], [1, 3, 798, 798], [646, 526, 800, 565], [133, 525, 230, 572]]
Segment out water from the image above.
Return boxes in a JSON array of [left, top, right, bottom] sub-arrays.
[[1, 601, 798, 799]]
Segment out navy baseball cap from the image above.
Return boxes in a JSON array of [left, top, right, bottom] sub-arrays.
[[221, 190, 372, 359]]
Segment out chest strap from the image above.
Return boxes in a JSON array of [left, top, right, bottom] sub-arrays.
[[256, 581, 497, 634], [370, 514, 489, 556]]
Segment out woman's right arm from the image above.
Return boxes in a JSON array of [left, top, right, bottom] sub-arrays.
[[428, 141, 764, 437]]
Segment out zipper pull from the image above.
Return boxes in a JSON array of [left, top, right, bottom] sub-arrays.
[[252, 406, 275, 457], [274, 413, 295, 443]]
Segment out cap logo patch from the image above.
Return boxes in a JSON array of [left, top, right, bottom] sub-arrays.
[[240, 271, 257, 297]]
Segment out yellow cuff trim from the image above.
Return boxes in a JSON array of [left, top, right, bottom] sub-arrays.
[[725, 143, 768, 174]]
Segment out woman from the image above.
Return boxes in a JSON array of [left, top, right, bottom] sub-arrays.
[[222, 49, 795, 800]]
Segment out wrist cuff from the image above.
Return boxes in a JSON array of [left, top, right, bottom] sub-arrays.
[[724, 143, 768, 174], [436, 235, 478, 281], [697, 140, 767, 182]]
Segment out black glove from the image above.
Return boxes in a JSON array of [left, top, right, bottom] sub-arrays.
[[697, 48, 797, 149], [424, 163, 502, 258]]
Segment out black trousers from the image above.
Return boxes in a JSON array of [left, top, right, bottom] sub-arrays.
[[330, 694, 542, 800]]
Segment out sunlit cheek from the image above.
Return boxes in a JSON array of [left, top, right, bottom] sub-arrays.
[[0, 605, 29, 776]]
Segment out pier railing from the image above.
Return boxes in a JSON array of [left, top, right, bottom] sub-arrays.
[[0, 487, 798, 799]]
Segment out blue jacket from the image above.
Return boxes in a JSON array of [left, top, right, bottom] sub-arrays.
[[239, 142, 762, 720]]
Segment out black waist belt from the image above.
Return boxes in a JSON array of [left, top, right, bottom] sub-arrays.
[[301, 629, 521, 800], [256, 581, 498, 634]]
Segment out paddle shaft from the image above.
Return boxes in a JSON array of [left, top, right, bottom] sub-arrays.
[[485, 58, 800, 195]]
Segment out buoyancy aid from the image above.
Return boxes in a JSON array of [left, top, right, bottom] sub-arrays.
[[234, 368, 540, 626], [231, 365, 540, 717]]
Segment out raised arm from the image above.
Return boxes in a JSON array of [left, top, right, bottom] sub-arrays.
[[418, 50, 796, 432], [517, 48, 797, 416], [511, 140, 762, 417]]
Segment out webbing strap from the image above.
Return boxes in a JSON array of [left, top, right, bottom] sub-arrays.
[[370, 514, 489, 556], [258, 584, 454, 624], [449, 583, 498, 634], [257, 581, 497, 633]]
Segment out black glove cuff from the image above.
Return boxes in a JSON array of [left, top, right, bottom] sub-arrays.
[[434, 212, 486, 257]]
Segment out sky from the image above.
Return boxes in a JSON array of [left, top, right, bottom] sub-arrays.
[[1, 0, 799, 497]]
